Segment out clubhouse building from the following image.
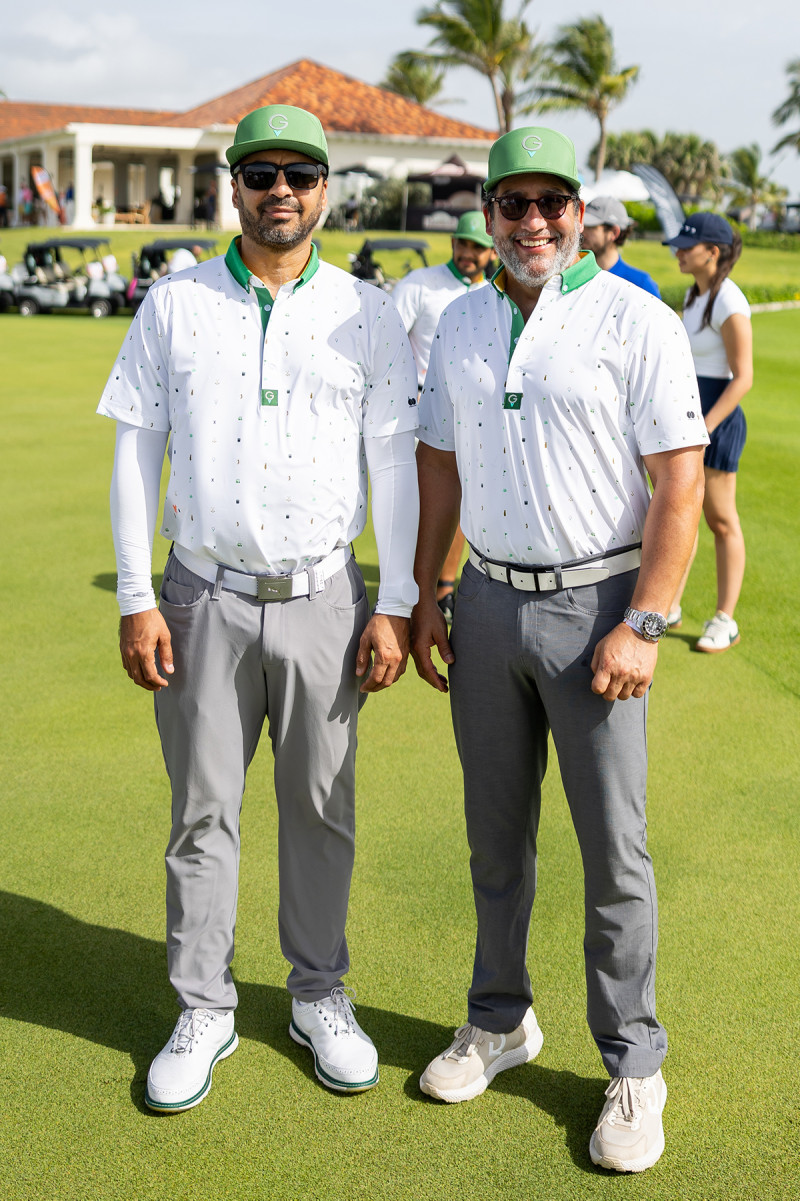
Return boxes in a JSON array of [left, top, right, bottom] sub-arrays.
[[0, 60, 495, 229]]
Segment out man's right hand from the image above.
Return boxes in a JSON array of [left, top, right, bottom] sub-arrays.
[[411, 599, 454, 693], [119, 609, 174, 691]]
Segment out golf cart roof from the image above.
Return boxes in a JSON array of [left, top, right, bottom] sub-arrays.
[[360, 238, 430, 252], [26, 237, 111, 252], [140, 239, 217, 253]]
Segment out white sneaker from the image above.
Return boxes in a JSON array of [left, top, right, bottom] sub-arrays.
[[695, 612, 740, 653], [666, 607, 682, 630], [589, 1069, 667, 1173], [145, 1008, 238, 1112], [419, 1007, 543, 1103], [290, 987, 378, 1092]]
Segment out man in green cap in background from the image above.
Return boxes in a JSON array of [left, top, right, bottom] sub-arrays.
[[98, 104, 420, 1111], [411, 126, 708, 1172], [391, 210, 495, 622]]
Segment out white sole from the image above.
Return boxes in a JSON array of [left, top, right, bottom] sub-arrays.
[[420, 1022, 544, 1103]]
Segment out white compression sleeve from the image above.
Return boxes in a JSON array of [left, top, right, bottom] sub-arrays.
[[110, 421, 169, 615], [364, 430, 420, 618]]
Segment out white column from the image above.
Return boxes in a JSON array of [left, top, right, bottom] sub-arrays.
[[11, 153, 20, 226], [72, 136, 95, 228], [174, 150, 195, 225]]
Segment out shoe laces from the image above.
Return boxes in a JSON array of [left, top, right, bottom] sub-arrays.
[[171, 1007, 214, 1055], [445, 1023, 482, 1062], [603, 1076, 647, 1130], [314, 986, 358, 1037]]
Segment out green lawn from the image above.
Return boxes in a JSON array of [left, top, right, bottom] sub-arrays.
[[0, 311, 798, 1200]]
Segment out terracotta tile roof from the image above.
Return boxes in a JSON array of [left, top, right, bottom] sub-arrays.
[[166, 60, 496, 142], [0, 62, 496, 146], [0, 101, 176, 143]]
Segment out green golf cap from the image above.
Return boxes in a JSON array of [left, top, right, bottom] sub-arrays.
[[485, 126, 580, 192], [226, 104, 329, 169], [453, 210, 494, 248]]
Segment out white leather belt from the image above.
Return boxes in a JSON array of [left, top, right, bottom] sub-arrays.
[[173, 544, 351, 601], [467, 545, 641, 593]]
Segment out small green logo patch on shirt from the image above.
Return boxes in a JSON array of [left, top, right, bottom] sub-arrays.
[[503, 392, 523, 410], [261, 388, 279, 407]]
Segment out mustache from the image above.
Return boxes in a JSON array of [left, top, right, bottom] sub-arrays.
[[258, 198, 302, 215]]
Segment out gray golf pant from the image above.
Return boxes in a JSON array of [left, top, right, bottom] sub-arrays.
[[153, 550, 369, 1012], [449, 560, 667, 1078]]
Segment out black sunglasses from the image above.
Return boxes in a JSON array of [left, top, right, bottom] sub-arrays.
[[490, 194, 574, 221], [235, 161, 328, 192]]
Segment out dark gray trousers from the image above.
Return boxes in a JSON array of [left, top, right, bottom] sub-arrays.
[[449, 560, 667, 1078], [154, 550, 369, 1011]]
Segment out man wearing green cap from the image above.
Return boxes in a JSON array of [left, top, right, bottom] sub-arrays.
[[411, 127, 708, 1173], [391, 211, 495, 621], [98, 104, 420, 1111]]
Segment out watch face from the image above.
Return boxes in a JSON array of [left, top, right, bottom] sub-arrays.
[[642, 612, 668, 640]]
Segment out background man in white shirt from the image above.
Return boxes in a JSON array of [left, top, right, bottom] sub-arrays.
[[98, 104, 419, 1113], [391, 210, 495, 622], [411, 127, 707, 1174]]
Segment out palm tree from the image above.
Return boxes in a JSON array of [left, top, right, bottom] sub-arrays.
[[534, 16, 639, 180], [726, 143, 787, 228], [772, 59, 800, 154], [589, 129, 658, 175], [416, 0, 536, 134], [381, 52, 450, 108]]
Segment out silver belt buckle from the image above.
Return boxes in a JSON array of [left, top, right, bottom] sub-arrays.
[[256, 574, 294, 602]]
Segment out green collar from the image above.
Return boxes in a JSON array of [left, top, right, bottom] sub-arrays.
[[224, 237, 319, 295], [490, 250, 600, 298], [445, 258, 474, 286]]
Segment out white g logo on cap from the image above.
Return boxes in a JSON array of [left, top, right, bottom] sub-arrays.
[[522, 134, 543, 158], [269, 113, 289, 136]]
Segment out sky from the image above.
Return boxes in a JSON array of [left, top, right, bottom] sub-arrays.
[[3, 0, 800, 198]]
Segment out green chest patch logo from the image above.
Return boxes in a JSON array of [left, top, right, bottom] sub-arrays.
[[503, 392, 523, 411], [261, 387, 279, 407]]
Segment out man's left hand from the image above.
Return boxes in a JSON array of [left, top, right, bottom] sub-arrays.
[[590, 622, 659, 701], [356, 614, 410, 693]]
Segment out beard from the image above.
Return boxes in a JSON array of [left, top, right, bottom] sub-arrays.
[[238, 192, 325, 249], [493, 220, 582, 291]]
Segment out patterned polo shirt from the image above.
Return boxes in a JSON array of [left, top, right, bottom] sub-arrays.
[[98, 240, 418, 575], [391, 260, 488, 386], [418, 252, 708, 566]]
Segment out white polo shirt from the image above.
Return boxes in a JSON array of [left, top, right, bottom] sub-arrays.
[[419, 253, 708, 566], [391, 260, 488, 386], [98, 240, 419, 576]]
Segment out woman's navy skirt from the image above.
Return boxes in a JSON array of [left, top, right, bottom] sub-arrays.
[[698, 375, 747, 473]]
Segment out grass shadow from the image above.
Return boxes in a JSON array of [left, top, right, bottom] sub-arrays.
[[0, 892, 459, 1112]]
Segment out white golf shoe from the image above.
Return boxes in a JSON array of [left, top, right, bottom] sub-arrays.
[[145, 1008, 238, 1112], [290, 987, 379, 1093]]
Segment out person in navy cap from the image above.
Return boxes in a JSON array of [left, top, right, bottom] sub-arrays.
[[663, 213, 752, 652]]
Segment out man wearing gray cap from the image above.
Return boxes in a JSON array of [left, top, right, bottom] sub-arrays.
[[98, 104, 419, 1111], [581, 195, 660, 296], [412, 126, 707, 1172], [391, 210, 495, 622]]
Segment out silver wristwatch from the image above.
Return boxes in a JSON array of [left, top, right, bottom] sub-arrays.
[[623, 606, 669, 643]]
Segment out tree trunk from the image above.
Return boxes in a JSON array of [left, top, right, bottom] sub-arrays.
[[594, 116, 607, 181], [489, 72, 507, 134]]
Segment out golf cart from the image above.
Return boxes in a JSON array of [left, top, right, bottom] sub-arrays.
[[348, 238, 429, 290], [127, 238, 217, 311], [0, 247, 14, 312], [11, 237, 128, 317]]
